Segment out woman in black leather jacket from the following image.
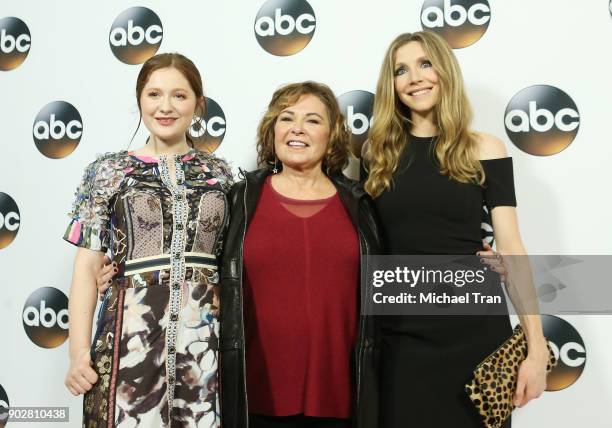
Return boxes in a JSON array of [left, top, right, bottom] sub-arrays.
[[219, 81, 382, 428]]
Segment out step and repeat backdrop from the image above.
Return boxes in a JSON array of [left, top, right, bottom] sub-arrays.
[[1, 1, 611, 427]]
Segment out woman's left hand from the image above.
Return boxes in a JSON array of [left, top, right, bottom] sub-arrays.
[[513, 339, 549, 407]]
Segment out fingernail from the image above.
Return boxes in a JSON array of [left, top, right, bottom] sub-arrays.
[[476, 252, 481, 256], [114, 268, 118, 273], [107, 280, 112, 284], [112, 262, 117, 267]]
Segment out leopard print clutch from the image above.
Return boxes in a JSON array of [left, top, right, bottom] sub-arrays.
[[465, 325, 558, 428]]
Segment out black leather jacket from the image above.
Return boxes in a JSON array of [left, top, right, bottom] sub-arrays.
[[219, 168, 382, 428]]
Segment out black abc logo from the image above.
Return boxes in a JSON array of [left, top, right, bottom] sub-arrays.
[[537, 282, 566, 303], [32, 101, 83, 159], [0, 383, 8, 428], [337, 91, 374, 158], [504, 85, 579, 156], [541, 315, 586, 391], [480, 205, 493, 246], [255, 0, 316, 56], [420, 0, 491, 48], [0, 192, 20, 250], [0, 16, 31, 71], [109, 7, 163, 65], [22, 287, 69, 349], [189, 97, 227, 153]]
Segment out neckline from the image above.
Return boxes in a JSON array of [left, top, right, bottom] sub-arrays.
[[128, 148, 196, 164], [267, 176, 337, 204], [409, 133, 437, 142]]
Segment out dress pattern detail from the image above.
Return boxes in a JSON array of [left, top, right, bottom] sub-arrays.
[[65, 149, 233, 428]]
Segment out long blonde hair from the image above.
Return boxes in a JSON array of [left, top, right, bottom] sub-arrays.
[[364, 31, 484, 198]]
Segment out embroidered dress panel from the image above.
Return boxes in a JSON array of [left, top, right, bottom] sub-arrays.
[[64, 149, 233, 428]]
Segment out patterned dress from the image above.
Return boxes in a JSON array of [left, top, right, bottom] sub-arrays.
[[64, 149, 233, 428]]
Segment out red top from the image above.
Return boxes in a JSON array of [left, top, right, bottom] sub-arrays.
[[243, 177, 360, 418]]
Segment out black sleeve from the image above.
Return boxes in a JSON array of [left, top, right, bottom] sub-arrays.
[[481, 157, 517, 208]]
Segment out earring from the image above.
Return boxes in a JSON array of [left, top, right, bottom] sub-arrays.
[[272, 154, 279, 174]]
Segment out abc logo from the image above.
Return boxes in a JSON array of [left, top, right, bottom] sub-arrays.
[[0, 16, 31, 71], [190, 97, 226, 153], [337, 90, 374, 158], [255, 0, 316, 56], [0, 383, 8, 428], [420, 0, 491, 48], [109, 7, 163, 65], [504, 85, 579, 156], [0, 192, 20, 250], [22, 287, 69, 349], [480, 205, 493, 246], [541, 315, 586, 391], [32, 101, 83, 159]]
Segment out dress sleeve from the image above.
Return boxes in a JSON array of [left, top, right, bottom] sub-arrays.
[[481, 157, 517, 209], [63, 154, 123, 252], [209, 156, 235, 193]]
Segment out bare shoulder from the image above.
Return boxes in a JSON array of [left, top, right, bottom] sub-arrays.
[[474, 131, 508, 160]]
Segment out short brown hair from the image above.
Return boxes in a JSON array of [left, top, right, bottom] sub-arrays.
[[135, 53, 205, 143], [256, 81, 350, 175]]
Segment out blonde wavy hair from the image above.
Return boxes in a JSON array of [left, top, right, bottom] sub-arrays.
[[256, 81, 350, 175], [364, 31, 484, 198]]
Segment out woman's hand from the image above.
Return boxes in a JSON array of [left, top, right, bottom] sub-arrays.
[[514, 339, 549, 407], [477, 242, 507, 282], [65, 348, 98, 396], [96, 256, 117, 300]]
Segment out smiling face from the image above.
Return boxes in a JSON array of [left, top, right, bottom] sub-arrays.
[[393, 41, 440, 120], [273, 94, 331, 172], [140, 67, 202, 145]]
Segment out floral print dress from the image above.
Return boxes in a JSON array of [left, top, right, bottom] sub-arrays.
[[64, 149, 233, 428]]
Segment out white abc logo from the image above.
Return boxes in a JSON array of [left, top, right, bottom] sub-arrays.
[[34, 114, 83, 140], [505, 101, 579, 133], [23, 300, 69, 330], [0, 28, 30, 53], [0, 211, 20, 231], [548, 340, 586, 368], [422, 0, 490, 27], [347, 105, 373, 135], [255, 8, 315, 37], [191, 116, 226, 138], [110, 20, 162, 46]]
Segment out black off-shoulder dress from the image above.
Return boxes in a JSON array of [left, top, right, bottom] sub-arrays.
[[371, 134, 516, 428]]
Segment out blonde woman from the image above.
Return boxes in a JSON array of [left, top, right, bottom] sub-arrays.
[[362, 32, 549, 427]]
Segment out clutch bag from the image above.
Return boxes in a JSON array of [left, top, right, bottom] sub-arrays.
[[465, 325, 558, 428]]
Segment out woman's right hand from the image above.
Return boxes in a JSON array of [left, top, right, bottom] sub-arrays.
[[96, 256, 117, 300], [65, 348, 98, 396]]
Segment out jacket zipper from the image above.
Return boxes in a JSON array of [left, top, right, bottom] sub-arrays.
[[240, 179, 249, 427], [355, 223, 369, 420]]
